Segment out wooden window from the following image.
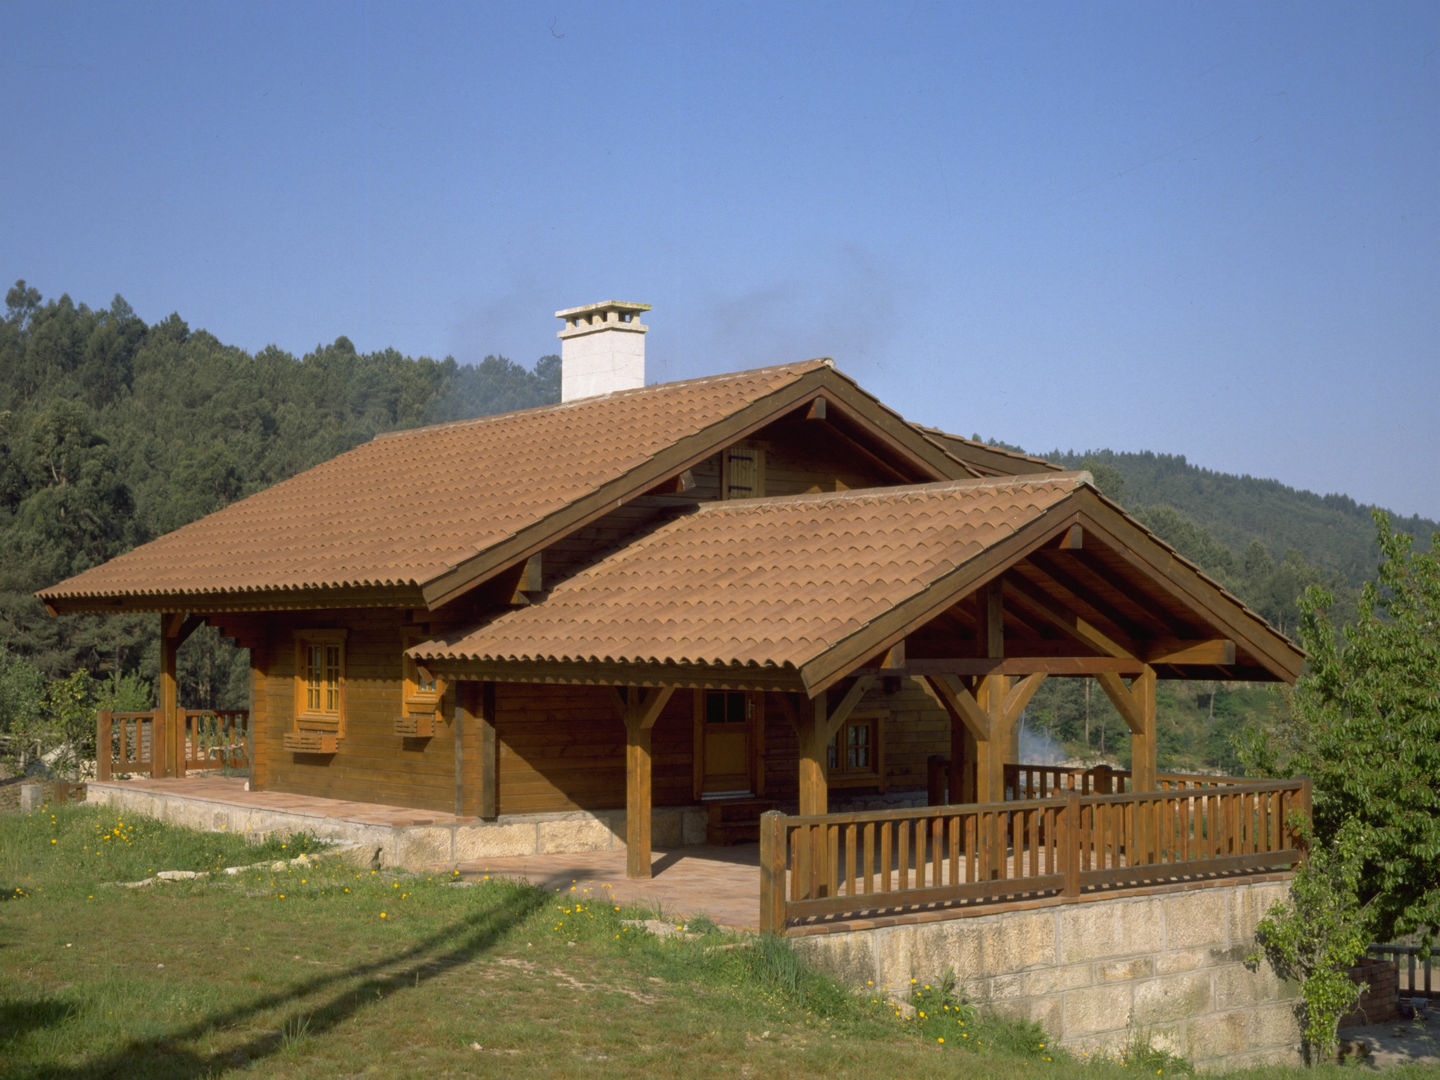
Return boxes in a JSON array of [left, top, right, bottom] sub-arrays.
[[827, 713, 883, 787], [402, 632, 442, 710], [722, 443, 765, 499], [293, 630, 346, 735]]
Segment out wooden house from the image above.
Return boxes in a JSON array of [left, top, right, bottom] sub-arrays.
[[39, 301, 1303, 878]]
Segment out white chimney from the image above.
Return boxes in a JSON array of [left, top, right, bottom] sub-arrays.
[[555, 300, 651, 402]]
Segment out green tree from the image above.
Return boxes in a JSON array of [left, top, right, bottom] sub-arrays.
[[1243, 512, 1440, 1059], [1251, 819, 1372, 1064], [1281, 513, 1440, 945]]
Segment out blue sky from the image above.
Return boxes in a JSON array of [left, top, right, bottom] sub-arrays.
[[4, 2, 1437, 518]]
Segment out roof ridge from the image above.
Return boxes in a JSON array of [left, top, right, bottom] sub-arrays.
[[915, 424, 1060, 469], [694, 471, 1092, 513], [371, 358, 834, 441]]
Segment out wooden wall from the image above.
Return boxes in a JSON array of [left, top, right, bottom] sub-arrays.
[[494, 684, 693, 814], [250, 608, 466, 815], [251, 623, 955, 816]]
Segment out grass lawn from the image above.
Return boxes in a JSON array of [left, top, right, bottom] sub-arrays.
[[0, 803, 1431, 1079]]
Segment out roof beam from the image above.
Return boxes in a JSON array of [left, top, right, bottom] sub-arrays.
[[1069, 493, 1304, 680], [1000, 573, 1135, 659], [1023, 551, 1150, 643], [857, 656, 1149, 678], [1144, 638, 1236, 666]]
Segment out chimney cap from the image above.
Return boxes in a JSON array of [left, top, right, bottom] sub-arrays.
[[554, 300, 651, 319]]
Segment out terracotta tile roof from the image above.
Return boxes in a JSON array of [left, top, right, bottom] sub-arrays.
[[413, 474, 1089, 682], [39, 361, 838, 606]]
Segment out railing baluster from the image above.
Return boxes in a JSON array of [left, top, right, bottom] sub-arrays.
[[862, 822, 875, 895], [898, 817, 911, 892], [880, 820, 892, 892]]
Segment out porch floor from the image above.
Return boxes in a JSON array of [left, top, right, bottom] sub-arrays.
[[87, 774, 475, 827]]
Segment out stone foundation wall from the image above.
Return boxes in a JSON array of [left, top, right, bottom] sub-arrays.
[[794, 878, 1303, 1072], [85, 782, 707, 869]]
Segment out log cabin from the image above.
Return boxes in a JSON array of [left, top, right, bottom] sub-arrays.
[[39, 301, 1303, 878]]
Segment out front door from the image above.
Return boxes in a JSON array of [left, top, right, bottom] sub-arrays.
[[696, 690, 760, 798]]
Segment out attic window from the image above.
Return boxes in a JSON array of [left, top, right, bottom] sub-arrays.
[[723, 443, 765, 499]]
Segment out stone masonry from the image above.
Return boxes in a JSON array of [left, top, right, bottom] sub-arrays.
[[793, 878, 1302, 1071], [85, 780, 708, 869]]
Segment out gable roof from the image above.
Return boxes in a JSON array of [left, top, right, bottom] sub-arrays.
[[39, 360, 974, 613], [413, 474, 1302, 692]]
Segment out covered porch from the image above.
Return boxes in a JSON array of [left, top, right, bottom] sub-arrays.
[[417, 477, 1305, 883]]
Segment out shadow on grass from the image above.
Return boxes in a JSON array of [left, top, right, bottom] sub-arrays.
[[0, 998, 79, 1046], [9, 883, 549, 1080]]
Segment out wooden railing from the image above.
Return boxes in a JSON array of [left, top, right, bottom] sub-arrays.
[[96, 709, 250, 780], [96, 711, 154, 779], [1005, 762, 1238, 799], [759, 777, 1309, 933], [1368, 944, 1438, 1000]]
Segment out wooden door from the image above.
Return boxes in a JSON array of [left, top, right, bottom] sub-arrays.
[[695, 690, 759, 797]]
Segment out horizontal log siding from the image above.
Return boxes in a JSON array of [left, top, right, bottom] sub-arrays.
[[257, 609, 461, 813], [758, 418, 905, 496], [495, 683, 693, 814]]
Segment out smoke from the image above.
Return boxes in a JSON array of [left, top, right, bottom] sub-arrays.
[[669, 245, 897, 382], [1017, 719, 1067, 767]]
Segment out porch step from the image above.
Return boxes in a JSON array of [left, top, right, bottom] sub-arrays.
[[706, 798, 778, 845]]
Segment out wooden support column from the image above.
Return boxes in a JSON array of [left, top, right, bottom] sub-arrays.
[[1096, 666, 1157, 791], [926, 670, 1045, 804], [157, 616, 178, 778], [978, 674, 1010, 803], [156, 613, 204, 778], [477, 682, 498, 820], [615, 686, 675, 879], [792, 677, 874, 817]]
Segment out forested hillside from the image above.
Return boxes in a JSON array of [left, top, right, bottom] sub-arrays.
[[0, 280, 557, 719], [1051, 448, 1438, 589]]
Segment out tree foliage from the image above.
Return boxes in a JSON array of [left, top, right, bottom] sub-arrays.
[[1262, 513, 1440, 945], [1250, 819, 1372, 1064]]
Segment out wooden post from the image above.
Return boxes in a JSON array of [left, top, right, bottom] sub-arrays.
[[978, 674, 1008, 803], [759, 810, 787, 934], [96, 710, 112, 782], [452, 684, 466, 818], [479, 682, 498, 820], [626, 720, 653, 879], [247, 638, 267, 790], [1097, 667, 1157, 792], [949, 718, 975, 804], [157, 615, 178, 778], [1060, 792, 1081, 899], [796, 691, 830, 818], [927, 754, 947, 805], [617, 686, 675, 879]]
